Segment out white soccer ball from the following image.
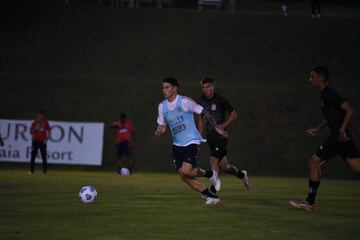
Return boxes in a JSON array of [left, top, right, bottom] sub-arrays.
[[121, 168, 130, 176], [79, 186, 97, 203]]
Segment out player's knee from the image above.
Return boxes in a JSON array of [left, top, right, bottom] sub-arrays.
[[309, 155, 322, 169], [348, 160, 360, 174], [219, 163, 229, 172], [178, 168, 191, 178], [349, 165, 360, 174], [177, 170, 187, 181]]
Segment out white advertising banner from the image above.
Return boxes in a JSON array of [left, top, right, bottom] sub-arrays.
[[0, 119, 104, 166]]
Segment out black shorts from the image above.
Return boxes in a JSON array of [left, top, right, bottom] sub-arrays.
[[207, 133, 228, 161], [116, 141, 132, 157], [315, 137, 359, 161], [172, 144, 200, 170]]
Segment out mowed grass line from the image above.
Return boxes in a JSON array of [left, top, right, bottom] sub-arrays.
[[0, 170, 359, 240]]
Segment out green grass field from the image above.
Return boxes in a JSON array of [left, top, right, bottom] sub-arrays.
[[1, 170, 359, 240]]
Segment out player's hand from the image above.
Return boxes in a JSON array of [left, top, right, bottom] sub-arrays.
[[338, 130, 350, 142], [216, 124, 226, 130], [306, 127, 320, 137], [154, 129, 162, 138], [215, 127, 228, 138]]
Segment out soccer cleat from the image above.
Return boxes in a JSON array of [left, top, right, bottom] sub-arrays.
[[200, 188, 217, 199], [241, 170, 251, 190], [289, 199, 314, 211], [205, 197, 221, 205], [209, 170, 221, 192]]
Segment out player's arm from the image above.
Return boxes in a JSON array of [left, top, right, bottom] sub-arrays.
[[109, 122, 119, 129], [30, 122, 36, 135], [155, 124, 167, 138], [46, 122, 51, 142], [339, 101, 353, 141], [307, 119, 327, 137], [197, 115, 205, 135], [184, 97, 228, 138], [201, 110, 228, 138], [155, 103, 167, 138], [218, 99, 237, 130], [219, 110, 238, 130]]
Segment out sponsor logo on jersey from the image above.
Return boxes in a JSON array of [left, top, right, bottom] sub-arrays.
[[211, 104, 217, 111]]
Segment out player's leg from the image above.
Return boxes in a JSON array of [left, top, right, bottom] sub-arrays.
[[181, 161, 219, 192], [315, 0, 321, 16], [117, 157, 124, 175], [127, 155, 134, 175], [210, 156, 220, 175], [206, 138, 224, 192], [116, 143, 124, 174], [175, 144, 220, 204], [30, 141, 39, 173], [126, 143, 134, 175], [178, 163, 207, 192], [290, 137, 336, 211], [178, 162, 220, 205], [346, 158, 360, 174], [39, 142, 48, 173], [342, 140, 360, 174], [205, 156, 220, 193], [307, 155, 326, 204], [290, 155, 324, 211], [311, 0, 316, 17], [219, 157, 251, 189]]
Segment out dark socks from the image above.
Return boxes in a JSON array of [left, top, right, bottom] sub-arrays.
[[222, 164, 244, 179], [204, 169, 213, 178], [210, 185, 217, 194], [226, 165, 239, 176], [202, 188, 217, 198], [236, 169, 245, 179], [306, 179, 320, 205]]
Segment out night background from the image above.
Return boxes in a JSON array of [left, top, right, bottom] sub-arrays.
[[0, 0, 359, 239]]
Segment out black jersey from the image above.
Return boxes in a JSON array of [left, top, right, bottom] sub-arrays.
[[321, 85, 352, 138], [197, 93, 234, 134]]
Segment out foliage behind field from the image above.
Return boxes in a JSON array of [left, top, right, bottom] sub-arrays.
[[1, 1, 360, 177]]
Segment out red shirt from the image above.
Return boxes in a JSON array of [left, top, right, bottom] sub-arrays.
[[30, 119, 50, 142], [113, 120, 136, 144]]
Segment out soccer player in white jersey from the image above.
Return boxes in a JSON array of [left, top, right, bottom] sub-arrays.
[[155, 77, 228, 205]]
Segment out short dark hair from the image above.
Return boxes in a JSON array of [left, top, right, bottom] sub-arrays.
[[312, 66, 329, 82], [200, 76, 215, 85], [163, 77, 179, 88], [120, 113, 126, 119], [38, 110, 45, 115]]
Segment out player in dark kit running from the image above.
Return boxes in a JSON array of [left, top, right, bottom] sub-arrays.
[[197, 77, 251, 194], [290, 66, 360, 211]]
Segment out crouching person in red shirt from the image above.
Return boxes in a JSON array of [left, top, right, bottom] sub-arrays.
[[29, 110, 51, 174]]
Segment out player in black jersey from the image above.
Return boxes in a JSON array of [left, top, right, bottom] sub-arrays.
[[290, 66, 360, 211], [197, 77, 251, 194]]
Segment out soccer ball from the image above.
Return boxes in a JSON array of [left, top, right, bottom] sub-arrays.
[[79, 186, 97, 203], [121, 168, 130, 176]]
